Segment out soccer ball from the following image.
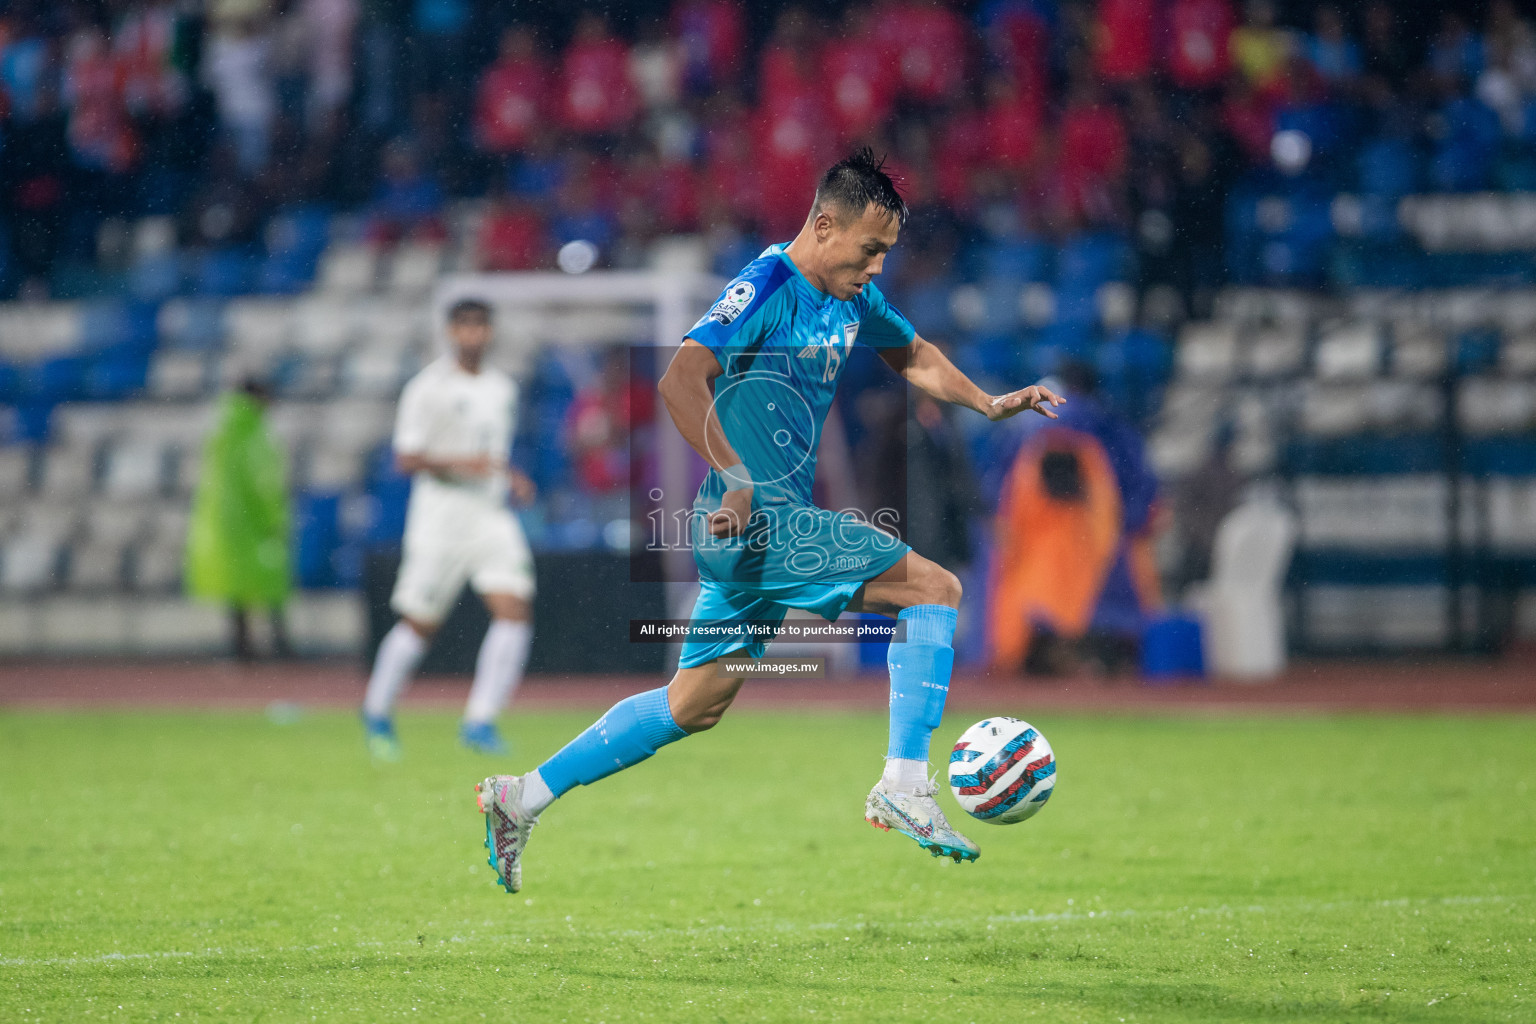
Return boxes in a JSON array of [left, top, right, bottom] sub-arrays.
[[948, 718, 1056, 824]]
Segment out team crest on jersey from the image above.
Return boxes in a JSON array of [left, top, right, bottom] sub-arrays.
[[707, 280, 756, 325], [843, 322, 860, 348]]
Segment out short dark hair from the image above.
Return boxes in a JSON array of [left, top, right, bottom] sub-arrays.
[[447, 298, 492, 323], [812, 147, 908, 227], [238, 375, 273, 402]]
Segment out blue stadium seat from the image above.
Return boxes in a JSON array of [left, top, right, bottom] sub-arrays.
[[972, 333, 1024, 380], [0, 361, 20, 403], [256, 206, 331, 294], [980, 239, 1049, 282], [11, 402, 54, 443], [293, 490, 342, 588], [1275, 103, 1347, 164], [79, 300, 158, 353], [979, 275, 1024, 330], [27, 356, 89, 404], [127, 253, 184, 302], [1455, 329, 1502, 375], [1430, 97, 1501, 192], [1052, 283, 1099, 329], [897, 275, 957, 336], [1096, 328, 1172, 426], [160, 298, 226, 351], [83, 349, 150, 400], [1357, 137, 1420, 197], [1056, 233, 1129, 293], [363, 476, 412, 546], [133, 166, 192, 217], [0, 225, 13, 298], [193, 248, 259, 297]]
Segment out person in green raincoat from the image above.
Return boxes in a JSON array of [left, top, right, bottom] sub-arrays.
[[185, 378, 292, 659]]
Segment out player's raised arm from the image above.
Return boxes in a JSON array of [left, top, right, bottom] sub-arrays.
[[658, 338, 752, 537], [877, 333, 1065, 421]]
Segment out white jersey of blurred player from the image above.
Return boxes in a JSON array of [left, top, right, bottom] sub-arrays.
[[361, 299, 536, 759]]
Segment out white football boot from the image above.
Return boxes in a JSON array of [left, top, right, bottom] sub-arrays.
[[476, 774, 539, 893], [865, 775, 980, 863]]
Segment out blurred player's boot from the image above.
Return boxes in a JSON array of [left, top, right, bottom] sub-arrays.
[[460, 720, 509, 756], [476, 775, 537, 893], [362, 715, 402, 762], [864, 777, 980, 863]]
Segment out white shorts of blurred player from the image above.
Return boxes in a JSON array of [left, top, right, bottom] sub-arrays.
[[391, 508, 536, 625]]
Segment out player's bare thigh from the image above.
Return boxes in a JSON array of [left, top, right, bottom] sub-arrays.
[[666, 661, 748, 733], [401, 592, 531, 641], [846, 551, 962, 618], [482, 592, 532, 622]]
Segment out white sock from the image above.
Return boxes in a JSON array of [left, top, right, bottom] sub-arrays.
[[522, 770, 555, 816], [363, 621, 427, 719], [464, 619, 532, 724], [883, 757, 929, 792]]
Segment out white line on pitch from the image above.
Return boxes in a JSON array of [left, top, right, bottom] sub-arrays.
[[0, 894, 1520, 969]]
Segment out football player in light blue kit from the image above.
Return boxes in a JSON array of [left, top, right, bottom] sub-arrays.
[[476, 149, 1064, 892]]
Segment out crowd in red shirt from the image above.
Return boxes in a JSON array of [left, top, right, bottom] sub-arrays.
[[6, 0, 1536, 292]]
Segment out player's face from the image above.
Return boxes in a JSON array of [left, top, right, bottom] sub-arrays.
[[822, 204, 900, 301], [448, 316, 492, 369]]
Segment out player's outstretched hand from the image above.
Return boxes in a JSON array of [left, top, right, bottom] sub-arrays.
[[709, 486, 753, 538], [508, 468, 537, 506], [986, 384, 1065, 422]]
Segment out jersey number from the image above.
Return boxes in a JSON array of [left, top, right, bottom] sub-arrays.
[[821, 339, 842, 382]]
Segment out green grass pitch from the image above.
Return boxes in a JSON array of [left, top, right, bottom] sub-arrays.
[[2, 707, 1532, 1022]]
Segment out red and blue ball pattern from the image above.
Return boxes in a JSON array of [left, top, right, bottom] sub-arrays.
[[948, 718, 1056, 824]]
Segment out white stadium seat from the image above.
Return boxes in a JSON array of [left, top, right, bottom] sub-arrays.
[[387, 243, 445, 295], [293, 297, 359, 356], [148, 352, 211, 400], [225, 299, 295, 355], [1458, 378, 1535, 434], [0, 446, 32, 496], [1390, 324, 1448, 379], [65, 539, 128, 590], [1244, 325, 1307, 379], [131, 540, 183, 592], [338, 346, 407, 397], [37, 444, 98, 499], [0, 534, 60, 592], [87, 502, 151, 546], [1502, 332, 1536, 377], [317, 243, 379, 294], [38, 596, 133, 651], [1299, 384, 1372, 436], [1175, 322, 1239, 381], [0, 302, 80, 361], [1314, 321, 1382, 380], [102, 439, 168, 499]]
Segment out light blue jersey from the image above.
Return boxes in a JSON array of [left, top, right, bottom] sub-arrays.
[[687, 243, 915, 508], [676, 244, 917, 669]]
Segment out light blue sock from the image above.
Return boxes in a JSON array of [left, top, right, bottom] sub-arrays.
[[887, 604, 958, 761], [536, 686, 689, 798]]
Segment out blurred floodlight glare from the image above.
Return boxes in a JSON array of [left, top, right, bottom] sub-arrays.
[[557, 240, 599, 274], [1271, 129, 1313, 175]]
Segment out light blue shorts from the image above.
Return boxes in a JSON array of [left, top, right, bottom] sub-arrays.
[[677, 502, 910, 669]]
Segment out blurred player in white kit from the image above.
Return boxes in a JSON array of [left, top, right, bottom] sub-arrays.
[[361, 298, 537, 760]]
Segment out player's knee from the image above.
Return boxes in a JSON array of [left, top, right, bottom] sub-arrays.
[[681, 708, 725, 733], [668, 671, 742, 732], [920, 566, 962, 609], [402, 616, 438, 640], [678, 693, 735, 732]]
